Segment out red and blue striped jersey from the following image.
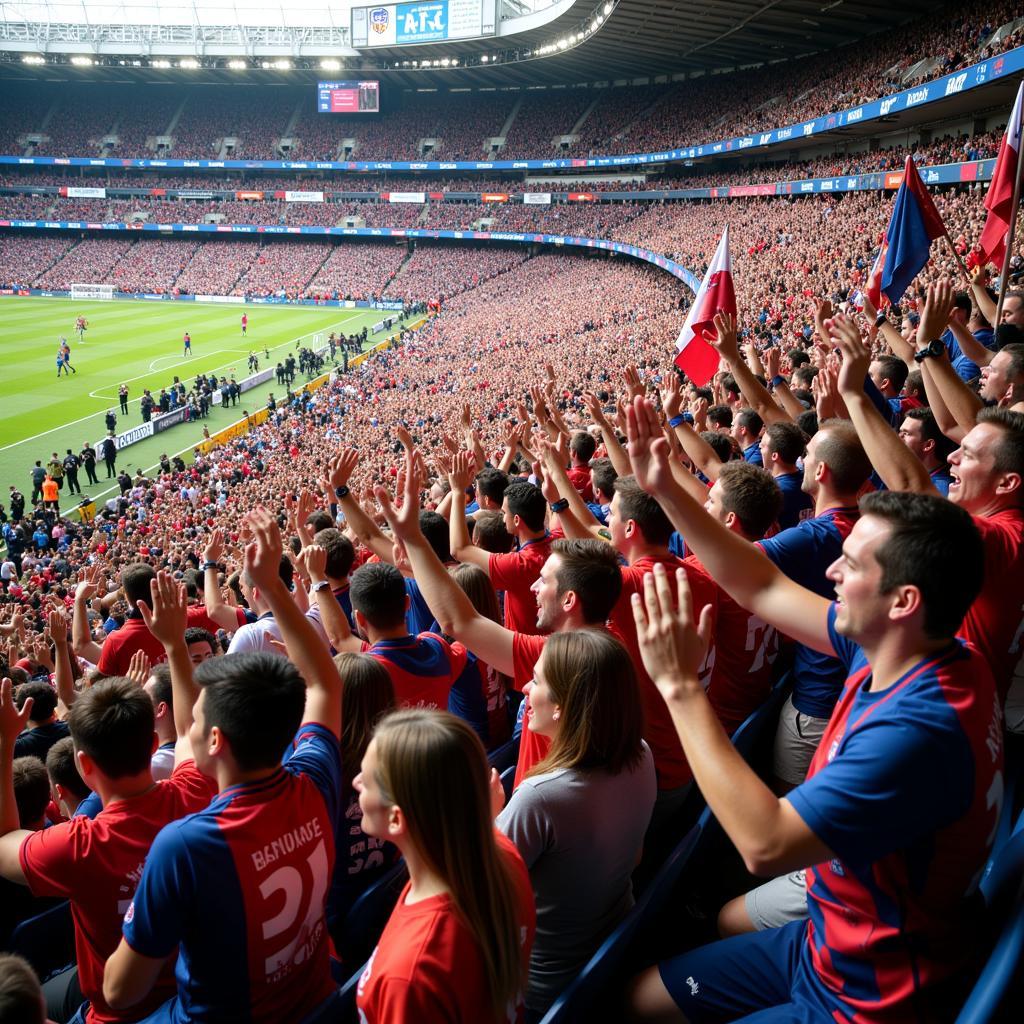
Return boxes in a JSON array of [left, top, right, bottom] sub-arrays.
[[787, 605, 1003, 1023], [122, 724, 342, 1024]]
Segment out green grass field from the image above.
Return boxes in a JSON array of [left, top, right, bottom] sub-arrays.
[[0, 298, 386, 507]]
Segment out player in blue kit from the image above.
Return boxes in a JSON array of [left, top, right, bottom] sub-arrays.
[[103, 511, 343, 1023], [623, 394, 1003, 1024]]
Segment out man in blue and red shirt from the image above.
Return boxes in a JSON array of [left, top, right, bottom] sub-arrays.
[[103, 511, 343, 1023], [624, 396, 1002, 1024]]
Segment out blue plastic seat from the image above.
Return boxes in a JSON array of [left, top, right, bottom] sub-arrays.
[[332, 859, 409, 969], [8, 899, 75, 982], [956, 815, 1024, 1023]]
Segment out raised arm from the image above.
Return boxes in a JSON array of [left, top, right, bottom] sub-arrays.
[[243, 509, 342, 738], [137, 571, 200, 764], [660, 374, 726, 483], [47, 608, 77, 712], [764, 348, 808, 421], [328, 449, 395, 565], [582, 392, 632, 478], [201, 530, 245, 632], [908, 281, 979, 441], [831, 315, 938, 495], [627, 395, 834, 655], [448, 450, 490, 571], [632, 566, 831, 876], [0, 678, 34, 883], [377, 448, 515, 676], [707, 313, 791, 426], [301, 543, 361, 654], [537, 436, 603, 536], [71, 568, 103, 665]]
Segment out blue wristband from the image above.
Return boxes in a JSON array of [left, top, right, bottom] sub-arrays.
[[770, 375, 786, 389], [668, 414, 687, 428]]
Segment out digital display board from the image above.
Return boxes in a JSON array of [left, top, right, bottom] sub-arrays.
[[351, 0, 496, 48], [317, 80, 380, 113]]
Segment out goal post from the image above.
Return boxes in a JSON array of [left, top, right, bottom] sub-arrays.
[[70, 283, 115, 301]]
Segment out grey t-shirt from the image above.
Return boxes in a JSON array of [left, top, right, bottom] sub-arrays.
[[497, 741, 656, 1012]]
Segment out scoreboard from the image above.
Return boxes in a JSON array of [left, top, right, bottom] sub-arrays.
[[317, 80, 381, 113], [351, 0, 497, 48]]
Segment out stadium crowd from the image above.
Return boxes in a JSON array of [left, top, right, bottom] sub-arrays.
[[3, 1, 1024, 1016]]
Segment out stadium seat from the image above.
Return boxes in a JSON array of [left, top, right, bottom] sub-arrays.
[[730, 672, 794, 766], [538, 814, 706, 1023], [488, 734, 521, 774], [297, 987, 343, 1024], [500, 764, 516, 801], [956, 814, 1024, 1024], [336, 958, 366, 1024], [332, 859, 409, 969], [7, 900, 75, 983]]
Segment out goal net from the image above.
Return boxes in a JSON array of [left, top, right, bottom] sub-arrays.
[[71, 283, 115, 300]]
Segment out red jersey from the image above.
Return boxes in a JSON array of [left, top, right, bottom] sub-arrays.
[[19, 761, 216, 1024], [511, 633, 548, 790], [565, 466, 594, 502], [685, 554, 779, 735], [963, 508, 1024, 699], [609, 556, 718, 791], [488, 537, 552, 637], [96, 606, 243, 676], [356, 833, 535, 1024], [364, 633, 467, 710]]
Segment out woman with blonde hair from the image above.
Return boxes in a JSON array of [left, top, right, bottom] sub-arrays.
[[355, 709, 535, 1022], [497, 628, 656, 1017]]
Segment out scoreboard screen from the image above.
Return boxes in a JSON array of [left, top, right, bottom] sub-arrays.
[[317, 80, 380, 113]]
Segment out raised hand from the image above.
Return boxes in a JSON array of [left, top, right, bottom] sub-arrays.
[[765, 346, 782, 379], [298, 543, 328, 585], [829, 314, 872, 396], [918, 279, 955, 347], [626, 396, 675, 495], [328, 448, 359, 491], [812, 297, 834, 341], [449, 449, 476, 492], [623, 364, 645, 400], [0, 676, 33, 746], [242, 508, 285, 593], [376, 448, 423, 544], [75, 565, 101, 603], [136, 570, 189, 651], [47, 608, 69, 647], [202, 528, 225, 565], [125, 649, 152, 685], [296, 487, 318, 523], [631, 564, 713, 698], [703, 311, 740, 363], [661, 373, 683, 421]]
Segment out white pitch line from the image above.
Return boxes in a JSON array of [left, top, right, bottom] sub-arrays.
[[0, 315, 361, 454]]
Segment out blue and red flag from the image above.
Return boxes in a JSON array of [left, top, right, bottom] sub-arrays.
[[880, 156, 947, 306]]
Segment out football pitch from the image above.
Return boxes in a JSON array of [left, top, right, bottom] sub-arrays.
[[0, 298, 385, 506]]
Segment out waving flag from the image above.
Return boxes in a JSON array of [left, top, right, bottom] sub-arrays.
[[851, 242, 888, 311], [880, 156, 947, 306], [674, 226, 736, 386], [978, 81, 1024, 269]]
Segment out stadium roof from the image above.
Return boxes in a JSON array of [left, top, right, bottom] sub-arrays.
[[0, 0, 940, 86]]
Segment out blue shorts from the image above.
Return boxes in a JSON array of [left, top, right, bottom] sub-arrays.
[[658, 919, 834, 1023]]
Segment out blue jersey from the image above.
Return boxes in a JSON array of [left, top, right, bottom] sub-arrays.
[[742, 441, 763, 466], [404, 577, 439, 637], [930, 465, 952, 497], [787, 604, 1002, 1022], [944, 326, 995, 383], [122, 724, 342, 1024], [447, 651, 490, 744], [757, 507, 857, 718], [774, 471, 814, 531]]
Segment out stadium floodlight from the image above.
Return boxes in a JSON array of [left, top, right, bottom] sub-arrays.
[[320, 59, 341, 70], [228, 59, 247, 70], [151, 59, 171, 68], [179, 58, 200, 69], [71, 56, 93, 66], [22, 55, 45, 64], [604, 1, 612, 14], [480, 54, 488, 62]]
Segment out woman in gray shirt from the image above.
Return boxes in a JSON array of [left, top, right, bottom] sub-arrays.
[[497, 628, 656, 1017]]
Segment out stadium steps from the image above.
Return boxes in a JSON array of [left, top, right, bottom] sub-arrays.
[[490, 97, 524, 155], [164, 94, 190, 139], [603, 85, 682, 150], [570, 95, 601, 137]]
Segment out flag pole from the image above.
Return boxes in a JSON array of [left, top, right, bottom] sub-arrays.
[[942, 231, 972, 286], [995, 151, 1019, 325]]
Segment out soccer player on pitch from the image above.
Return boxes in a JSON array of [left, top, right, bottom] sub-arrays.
[[183, 332, 192, 358], [241, 313, 248, 337]]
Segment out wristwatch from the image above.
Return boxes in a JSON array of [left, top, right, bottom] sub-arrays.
[[334, 485, 350, 500], [549, 498, 570, 514], [914, 339, 945, 363], [310, 580, 331, 593]]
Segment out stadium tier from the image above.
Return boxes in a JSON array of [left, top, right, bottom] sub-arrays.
[[2, 1, 1024, 1023]]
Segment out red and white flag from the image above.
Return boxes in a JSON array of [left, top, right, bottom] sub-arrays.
[[851, 242, 888, 311], [978, 80, 1023, 269], [674, 225, 736, 386]]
